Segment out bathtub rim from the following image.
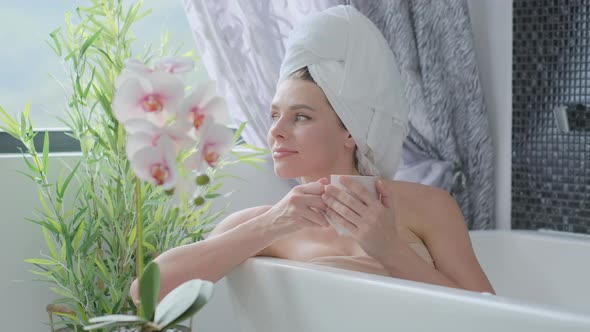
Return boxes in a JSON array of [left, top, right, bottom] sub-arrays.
[[229, 229, 590, 324], [469, 228, 590, 245]]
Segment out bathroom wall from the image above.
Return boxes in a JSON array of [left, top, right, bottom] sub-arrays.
[[0, 1, 513, 332], [512, 0, 590, 233]]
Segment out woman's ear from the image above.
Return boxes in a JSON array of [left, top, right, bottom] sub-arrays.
[[344, 132, 356, 149]]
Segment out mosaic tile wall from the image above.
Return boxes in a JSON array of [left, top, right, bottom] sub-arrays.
[[512, 0, 590, 233]]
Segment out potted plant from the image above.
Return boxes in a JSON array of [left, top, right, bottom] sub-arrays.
[[0, 0, 268, 331]]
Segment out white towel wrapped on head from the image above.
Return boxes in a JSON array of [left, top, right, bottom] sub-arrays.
[[278, 5, 409, 179]]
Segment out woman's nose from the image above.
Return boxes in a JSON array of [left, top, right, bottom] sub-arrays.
[[269, 116, 289, 139]]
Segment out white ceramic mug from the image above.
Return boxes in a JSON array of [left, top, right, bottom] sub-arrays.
[[325, 175, 379, 236]]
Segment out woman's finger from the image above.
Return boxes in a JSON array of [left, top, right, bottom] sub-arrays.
[[298, 217, 324, 228], [339, 176, 376, 206], [323, 185, 367, 218], [375, 180, 390, 208], [326, 206, 358, 233], [302, 207, 329, 227], [299, 178, 328, 195], [322, 191, 361, 226], [302, 194, 328, 210]]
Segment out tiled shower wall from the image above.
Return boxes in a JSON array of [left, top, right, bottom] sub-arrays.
[[512, 0, 590, 233]]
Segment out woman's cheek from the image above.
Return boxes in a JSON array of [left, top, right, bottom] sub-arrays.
[[312, 128, 338, 155]]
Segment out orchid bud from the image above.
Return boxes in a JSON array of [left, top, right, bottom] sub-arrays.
[[193, 196, 205, 206], [196, 174, 210, 186]]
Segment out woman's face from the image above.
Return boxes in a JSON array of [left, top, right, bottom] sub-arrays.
[[267, 78, 356, 181]]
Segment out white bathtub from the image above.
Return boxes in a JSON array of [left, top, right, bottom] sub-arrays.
[[226, 230, 590, 332]]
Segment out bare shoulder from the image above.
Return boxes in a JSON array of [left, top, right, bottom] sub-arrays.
[[386, 181, 494, 293], [387, 179, 450, 202], [208, 205, 272, 238], [386, 180, 464, 237]]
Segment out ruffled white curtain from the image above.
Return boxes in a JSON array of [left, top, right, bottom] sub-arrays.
[[183, 0, 494, 229], [183, 0, 343, 148]]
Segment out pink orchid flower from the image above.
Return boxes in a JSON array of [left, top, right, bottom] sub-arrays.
[[182, 123, 233, 172], [113, 71, 184, 127], [179, 81, 231, 134], [124, 119, 194, 161], [130, 135, 178, 190], [114, 59, 152, 89], [154, 56, 195, 74], [115, 57, 194, 89], [200, 123, 234, 168]]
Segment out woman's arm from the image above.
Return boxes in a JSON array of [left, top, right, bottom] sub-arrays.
[[130, 179, 330, 304], [322, 178, 494, 293], [130, 205, 276, 304], [381, 190, 495, 294]]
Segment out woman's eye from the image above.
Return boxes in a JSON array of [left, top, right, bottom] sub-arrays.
[[270, 113, 309, 122], [296, 114, 310, 121]]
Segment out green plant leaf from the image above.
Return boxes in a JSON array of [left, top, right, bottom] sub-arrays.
[[42, 131, 49, 175], [28, 269, 53, 277], [84, 314, 147, 331], [154, 279, 203, 328], [127, 222, 137, 248], [50, 287, 74, 299], [20, 151, 40, 174], [233, 121, 247, 142], [138, 261, 161, 321], [48, 27, 62, 56], [94, 47, 115, 66], [75, 255, 82, 281], [164, 280, 214, 329], [19, 112, 27, 142], [238, 143, 270, 153], [142, 241, 156, 252], [82, 67, 96, 98], [60, 242, 66, 262], [58, 160, 80, 199], [23, 99, 31, 119], [37, 191, 53, 219], [72, 220, 85, 251], [79, 29, 102, 58], [0, 104, 21, 137], [42, 227, 59, 260], [52, 311, 80, 324], [24, 258, 58, 266], [94, 257, 110, 281], [136, 7, 152, 22]]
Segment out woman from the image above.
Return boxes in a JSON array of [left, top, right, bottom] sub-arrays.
[[130, 5, 494, 303]]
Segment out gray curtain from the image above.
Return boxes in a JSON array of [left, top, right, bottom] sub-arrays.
[[351, 0, 495, 229], [183, 0, 495, 229]]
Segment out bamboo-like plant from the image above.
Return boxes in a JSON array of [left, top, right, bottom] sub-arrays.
[[0, 1, 268, 331]]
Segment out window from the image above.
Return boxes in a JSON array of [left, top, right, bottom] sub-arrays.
[[0, 0, 203, 152]]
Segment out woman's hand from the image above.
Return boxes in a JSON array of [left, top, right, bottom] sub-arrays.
[[264, 178, 330, 236], [322, 176, 399, 261]]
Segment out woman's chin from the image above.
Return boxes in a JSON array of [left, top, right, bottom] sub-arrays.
[[273, 165, 303, 179]]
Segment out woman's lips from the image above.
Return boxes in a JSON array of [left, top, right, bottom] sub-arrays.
[[272, 151, 298, 159]]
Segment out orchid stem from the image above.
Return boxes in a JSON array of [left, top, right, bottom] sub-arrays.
[[135, 178, 144, 318]]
